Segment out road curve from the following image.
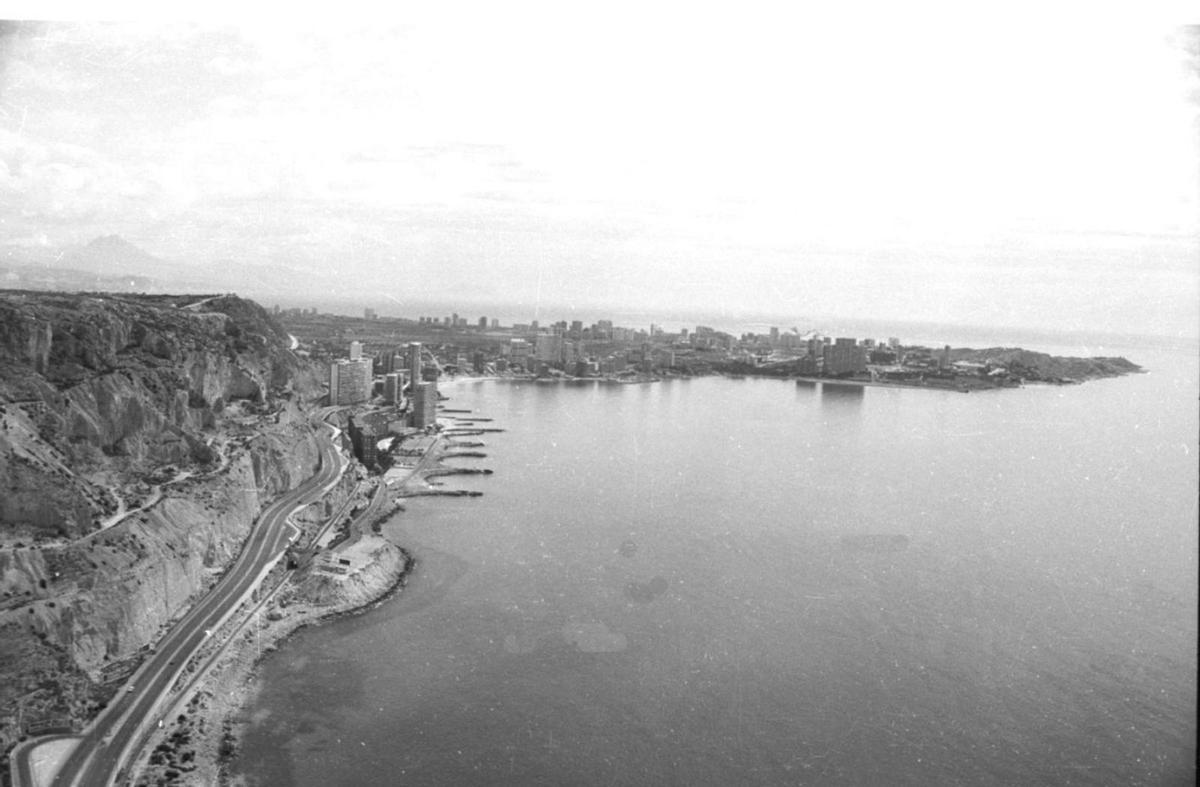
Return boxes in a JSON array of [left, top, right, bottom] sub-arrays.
[[24, 426, 343, 787]]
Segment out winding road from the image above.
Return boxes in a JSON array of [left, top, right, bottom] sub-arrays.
[[13, 424, 345, 787]]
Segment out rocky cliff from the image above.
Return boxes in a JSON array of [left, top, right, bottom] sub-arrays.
[[0, 290, 329, 759], [0, 291, 321, 539]]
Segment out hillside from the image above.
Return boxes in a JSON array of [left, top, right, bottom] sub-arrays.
[[0, 291, 322, 540], [0, 291, 333, 761]]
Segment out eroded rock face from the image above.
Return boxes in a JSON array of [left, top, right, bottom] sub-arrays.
[[0, 292, 321, 539], [0, 291, 328, 750], [0, 423, 329, 751], [2, 428, 321, 668]]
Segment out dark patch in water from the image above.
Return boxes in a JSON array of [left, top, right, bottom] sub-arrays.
[[626, 575, 669, 603], [618, 539, 638, 558]]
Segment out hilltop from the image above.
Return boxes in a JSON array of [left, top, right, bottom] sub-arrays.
[[56, 235, 166, 279], [0, 235, 346, 302], [0, 237, 165, 294]]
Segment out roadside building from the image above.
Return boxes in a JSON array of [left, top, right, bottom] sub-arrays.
[[641, 342, 653, 372], [407, 342, 422, 384], [600, 355, 627, 375], [348, 411, 390, 468], [823, 338, 867, 376], [411, 381, 439, 429], [383, 373, 404, 405], [535, 331, 565, 367], [329, 359, 373, 405], [869, 347, 898, 364], [376, 350, 406, 375], [507, 338, 531, 369]]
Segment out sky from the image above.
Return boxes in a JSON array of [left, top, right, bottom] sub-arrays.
[[1, 5, 1198, 337]]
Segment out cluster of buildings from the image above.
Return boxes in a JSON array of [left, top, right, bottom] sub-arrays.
[[304, 302, 1000, 395], [298, 309, 1028, 470], [318, 310, 920, 385], [328, 341, 438, 429], [415, 313, 500, 330]]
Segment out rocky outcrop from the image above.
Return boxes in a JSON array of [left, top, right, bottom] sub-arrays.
[[0, 291, 322, 540], [293, 536, 409, 609], [3, 424, 318, 657], [0, 290, 330, 760], [949, 347, 1142, 383], [128, 534, 412, 787]]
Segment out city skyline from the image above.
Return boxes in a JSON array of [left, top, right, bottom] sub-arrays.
[[1, 10, 1198, 339]]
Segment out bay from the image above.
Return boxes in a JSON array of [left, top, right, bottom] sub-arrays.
[[235, 341, 1197, 786]]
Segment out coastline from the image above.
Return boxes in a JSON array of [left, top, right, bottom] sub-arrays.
[[126, 435, 467, 787], [791, 375, 1003, 392], [125, 535, 412, 787], [114, 355, 1144, 785], [437, 360, 1140, 393]]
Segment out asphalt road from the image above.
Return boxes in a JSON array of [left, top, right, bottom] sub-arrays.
[[26, 426, 343, 787]]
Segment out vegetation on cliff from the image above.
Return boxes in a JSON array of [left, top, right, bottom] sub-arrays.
[[0, 290, 328, 765], [0, 291, 319, 540]]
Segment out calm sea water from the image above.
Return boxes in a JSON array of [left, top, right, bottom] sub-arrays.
[[235, 342, 1197, 786]]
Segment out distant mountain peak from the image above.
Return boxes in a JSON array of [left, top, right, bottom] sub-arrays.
[[63, 235, 165, 277], [85, 234, 155, 255]]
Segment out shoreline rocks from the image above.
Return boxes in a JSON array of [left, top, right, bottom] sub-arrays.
[[132, 429, 489, 786], [129, 537, 414, 787]]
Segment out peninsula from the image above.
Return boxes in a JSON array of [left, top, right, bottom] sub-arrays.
[[276, 306, 1143, 389]]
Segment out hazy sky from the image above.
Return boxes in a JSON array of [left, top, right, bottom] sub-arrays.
[[1, 6, 1198, 336]]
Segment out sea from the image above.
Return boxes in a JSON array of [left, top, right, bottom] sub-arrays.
[[233, 336, 1198, 786]]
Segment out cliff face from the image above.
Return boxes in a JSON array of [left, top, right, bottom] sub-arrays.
[[0, 290, 328, 756], [0, 291, 321, 540], [1, 424, 321, 664]]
